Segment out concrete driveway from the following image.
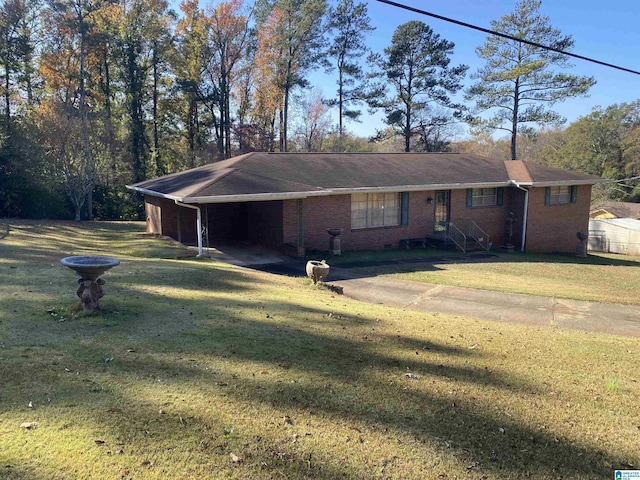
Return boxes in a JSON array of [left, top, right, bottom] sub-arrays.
[[330, 270, 640, 338], [215, 248, 640, 338]]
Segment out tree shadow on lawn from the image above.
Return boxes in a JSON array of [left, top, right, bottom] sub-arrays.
[[4, 289, 627, 479], [1, 244, 632, 479], [79, 327, 631, 477], [0, 460, 56, 480]]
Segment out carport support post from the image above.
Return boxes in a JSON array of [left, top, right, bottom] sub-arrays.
[[204, 204, 210, 252], [297, 199, 305, 257]]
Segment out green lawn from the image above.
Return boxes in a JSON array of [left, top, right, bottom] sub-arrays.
[[1, 220, 639, 479], [335, 249, 640, 305]]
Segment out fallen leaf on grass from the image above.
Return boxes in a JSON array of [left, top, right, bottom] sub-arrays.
[[95, 440, 106, 445]]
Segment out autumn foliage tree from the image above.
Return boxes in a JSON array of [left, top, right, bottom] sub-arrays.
[[206, 0, 251, 159]]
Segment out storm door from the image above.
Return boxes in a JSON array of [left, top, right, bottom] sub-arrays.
[[434, 190, 450, 233]]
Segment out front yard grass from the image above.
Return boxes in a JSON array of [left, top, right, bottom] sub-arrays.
[[1, 220, 639, 479]]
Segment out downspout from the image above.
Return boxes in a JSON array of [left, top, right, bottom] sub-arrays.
[[514, 185, 529, 252], [175, 200, 203, 258]]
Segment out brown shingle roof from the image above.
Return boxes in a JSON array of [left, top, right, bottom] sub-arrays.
[[504, 160, 533, 183], [128, 152, 602, 203]]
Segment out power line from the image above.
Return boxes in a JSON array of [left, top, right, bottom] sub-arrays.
[[376, 0, 640, 76]]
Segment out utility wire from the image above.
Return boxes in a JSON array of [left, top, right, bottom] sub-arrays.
[[376, 0, 640, 76]]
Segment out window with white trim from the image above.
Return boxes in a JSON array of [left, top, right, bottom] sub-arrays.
[[548, 185, 572, 204], [351, 192, 401, 229], [471, 188, 498, 207]]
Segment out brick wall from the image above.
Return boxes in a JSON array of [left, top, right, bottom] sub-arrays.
[[145, 197, 198, 244], [525, 185, 591, 253], [247, 201, 283, 248], [206, 203, 247, 242], [204, 201, 283, 247], [449, 189, 514, 248], [290, 190, 524, 252], [149, 184, 592, 254], [145, 196, 162, 234], [283, 199, 300, 246], [297, 192, 437, 252]]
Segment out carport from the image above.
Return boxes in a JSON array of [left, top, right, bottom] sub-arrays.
[[143, 196, 291, 256]]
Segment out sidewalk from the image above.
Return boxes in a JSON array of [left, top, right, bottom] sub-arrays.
[[330, 269, 640, 338]]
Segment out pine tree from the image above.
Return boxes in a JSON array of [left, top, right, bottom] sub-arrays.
[[466, 0, 595, 160]]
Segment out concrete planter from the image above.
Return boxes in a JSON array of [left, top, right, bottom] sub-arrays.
[[306, 260, 330, 284]]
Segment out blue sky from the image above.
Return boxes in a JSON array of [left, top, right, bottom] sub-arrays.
[[311, 0, 640, 139]]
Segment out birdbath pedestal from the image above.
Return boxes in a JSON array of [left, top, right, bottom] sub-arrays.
[[327, 228, 343, 255], [61, 256, 120, 311], [576, 231, 588, 258]]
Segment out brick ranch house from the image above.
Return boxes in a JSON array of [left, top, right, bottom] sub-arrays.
[[127, 152, 602, 257]]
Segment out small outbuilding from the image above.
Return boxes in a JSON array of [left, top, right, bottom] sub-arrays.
[[127, 152, 602, 257], [590, 201, 640, 220], [588, 218, 640, 256]]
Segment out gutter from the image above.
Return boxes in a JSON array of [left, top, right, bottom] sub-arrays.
[[175, 200, 203, 258], [130, 182, 512, 205], [512, 183, 529, 252]]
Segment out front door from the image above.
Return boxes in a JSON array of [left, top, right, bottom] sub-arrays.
[[434, 190, 450, 233]]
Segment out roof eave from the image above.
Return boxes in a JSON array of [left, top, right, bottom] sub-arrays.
[[182, 190, 328, 204], [184, 182, 514, 203], [126, 185, 185, 202], [329, 182, 511, 194], [522, 179, 605, 187], [129, 181, 516, 204]]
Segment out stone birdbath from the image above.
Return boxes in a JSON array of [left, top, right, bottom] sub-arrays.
[[60, 256, 120, 311]]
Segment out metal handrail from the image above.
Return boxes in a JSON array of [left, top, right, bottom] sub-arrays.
[[445, 222, 466, 253], [467, 220, 490, 251], [451, 219, 490, 251]]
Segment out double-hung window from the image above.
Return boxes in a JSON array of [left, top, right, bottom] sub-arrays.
[[472, 188, 497, 206], [466, 187, 503, 207], [546, 185, 573, 205], [351, 192, 401, 229]]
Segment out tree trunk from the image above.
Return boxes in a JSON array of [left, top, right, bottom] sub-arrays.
[[102, 52, 117, 187], [3, 59, 10, 130], [127, 44, 145, 183], [283, 83, 290, 152], [188, 95, 196, 168], [511, 77, 520, 160], [404, 97, 412, 153], [79, 23, 94, 220], [338, 53, 345, 151], [152, 45, 162, 175]]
